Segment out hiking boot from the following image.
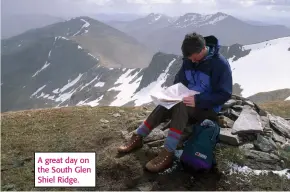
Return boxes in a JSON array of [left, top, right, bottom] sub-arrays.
[[145, 148, 174, 173], [117, 133, 143, 153]]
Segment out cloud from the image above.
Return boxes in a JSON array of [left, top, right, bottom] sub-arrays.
[[255, 0, 290, 6], [133, 0, 176, 4], [85, 0, 290, 15], [87, 0, 177, 4], [86, 0, 112, 5], [2, 0, 289, 24]]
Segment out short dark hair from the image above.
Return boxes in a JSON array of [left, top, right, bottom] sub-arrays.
[[181, 32, 205, 57]]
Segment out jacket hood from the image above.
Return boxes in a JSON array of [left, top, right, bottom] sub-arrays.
[[204, 35, 220, 55], [201, 35, 220, 62]]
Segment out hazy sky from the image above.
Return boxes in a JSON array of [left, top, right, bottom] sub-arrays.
[[2, 0, 290, 23]]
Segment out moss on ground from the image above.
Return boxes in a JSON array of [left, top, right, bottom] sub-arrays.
[[277, 149, 290, 168], [216, 145, 246, 166]]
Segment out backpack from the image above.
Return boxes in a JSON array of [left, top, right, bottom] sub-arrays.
[[180, 119, 220, 172]]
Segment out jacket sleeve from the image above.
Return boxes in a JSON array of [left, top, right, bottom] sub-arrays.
[[173, 60, 188, 86], [194, 59, 232, 109]]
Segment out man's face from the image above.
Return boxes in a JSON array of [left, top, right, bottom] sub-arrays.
[[187, 47, 206, 63]]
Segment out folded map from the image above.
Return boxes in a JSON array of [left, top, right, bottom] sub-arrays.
[[150, 83, 200, 109]]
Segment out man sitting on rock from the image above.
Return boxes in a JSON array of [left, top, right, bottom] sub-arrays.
[[117, 32, 233, 173]]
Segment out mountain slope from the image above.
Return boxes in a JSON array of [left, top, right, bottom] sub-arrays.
[[82, 37, 290, 108], [1, 16, 154, 68], [1, 33, 145, 112], [259, 100, 290, 118], [107, 12, 290, 55], [2, 37, 290, 112], [1, 36, 100, 112], [247, 89, 290, 104], [108, 13, 174, 39], [92, 13, 143, 22], [1, 16, 154, 112]]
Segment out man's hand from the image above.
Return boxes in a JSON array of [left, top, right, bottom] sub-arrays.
[[182, 96, 195, 107]]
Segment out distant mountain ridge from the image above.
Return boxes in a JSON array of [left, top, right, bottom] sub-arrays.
[[2, 16, 154, 68], [247, 89, 290, 104], [107, 13, 174, 45], [1, 16, 153, 112], [107, 12, 290, 55]]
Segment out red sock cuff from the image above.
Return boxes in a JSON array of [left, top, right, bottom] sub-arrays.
[[169, 127, 182, 134], [144, 120, 152, 130]]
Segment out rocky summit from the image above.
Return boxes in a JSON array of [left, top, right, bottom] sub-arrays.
[[121, 94, 290, 172]]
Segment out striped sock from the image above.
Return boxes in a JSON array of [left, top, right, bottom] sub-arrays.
[[164, 128, 182, 152], [136, 120, 152, 137]]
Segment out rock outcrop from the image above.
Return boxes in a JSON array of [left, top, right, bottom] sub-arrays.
[[122, 94, 290, 171], [208, 95, 289, 170]]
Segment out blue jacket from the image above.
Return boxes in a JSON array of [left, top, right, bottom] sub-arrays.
[[174, 35, 232, 113]]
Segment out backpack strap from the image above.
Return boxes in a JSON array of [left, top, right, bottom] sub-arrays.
[[211, 122, 220, 142]]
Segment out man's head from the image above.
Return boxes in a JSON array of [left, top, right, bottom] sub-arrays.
[[181, 32, 207, 63]]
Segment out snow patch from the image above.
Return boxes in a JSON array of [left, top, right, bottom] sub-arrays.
[[30, 85, 46, 98], [78, 45, 82, 49], [86, 95, 104, 107], [148, 13, 162, 24], [32, 48, 54, 77], [59, 73, 83, 93], [88, 53, 99, 61], [80, 75, 100, 90], [205, 15, 227, 25], [229, 37, 290, 97], [53, 88, 60, 94], [73, 19, 90, 36], [30, 74, 83, 104], [48, 95, 55, 100], [50, 74, 83, 104], [132, 58, 176, 106], [77, 98, 90, 106], [37, 92, 55, 100], [56, 36, 69, 40], [229, 162, 290, 179], [285, 95, 290, 101], [175, 13, 227, 28], [243, 37, 288, 51], [80, 19, 90, 28], [55, 88, 76, 103], [94, 82, 105, 87], [155, 14, 161, 21], [32, 61, 51, 77], [107, 69, 142, 106]]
